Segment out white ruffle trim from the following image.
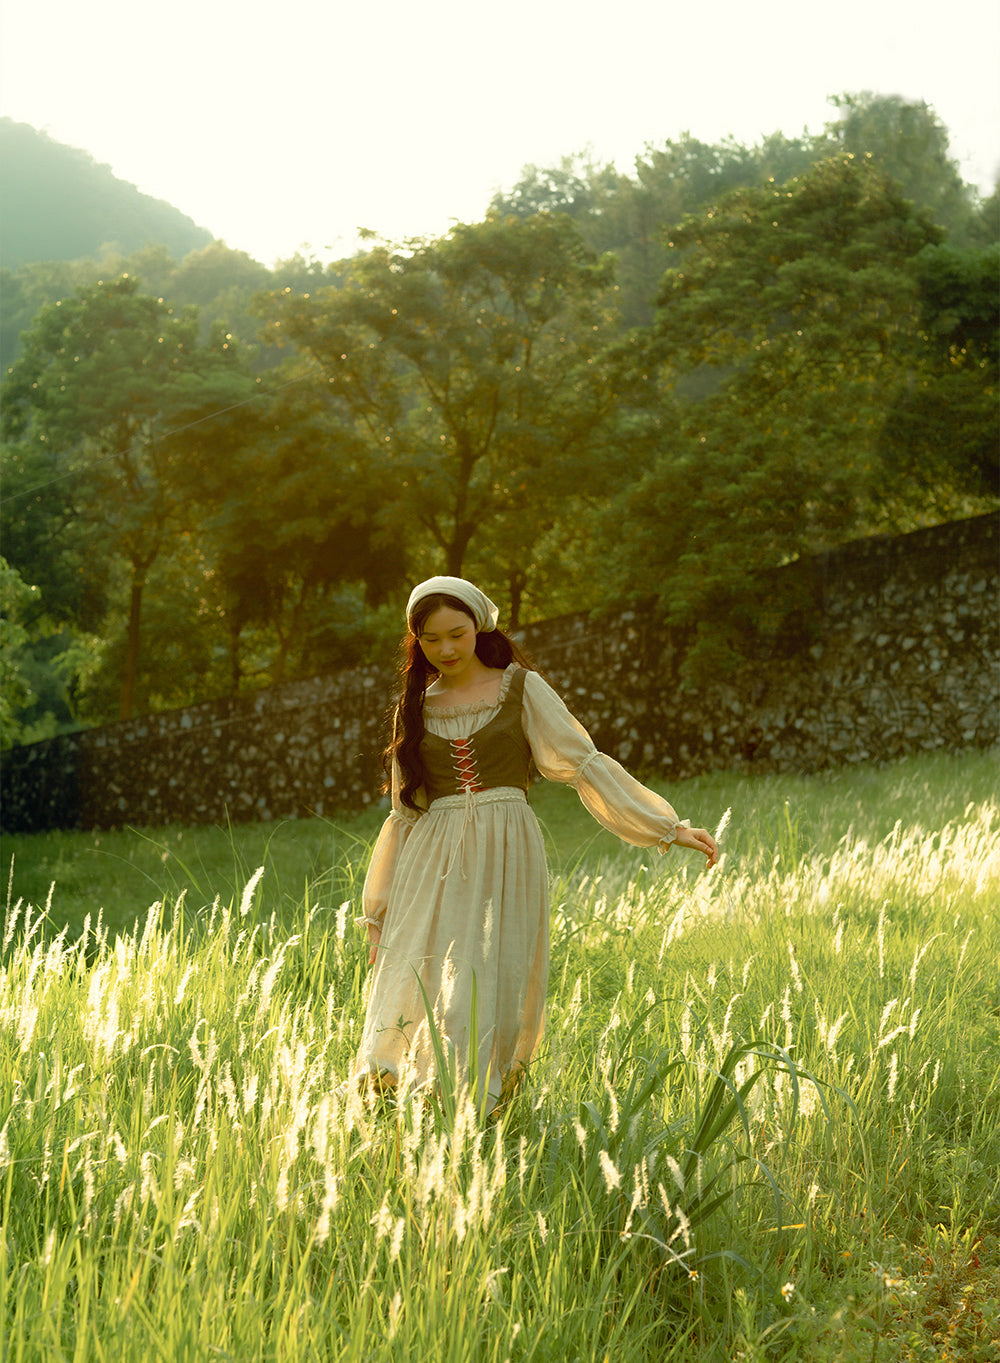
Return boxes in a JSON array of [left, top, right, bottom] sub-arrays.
[[422, 664, 515, 720], [656, 818, 691, 853]]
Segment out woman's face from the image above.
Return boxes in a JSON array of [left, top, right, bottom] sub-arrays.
[[416, 605, 478, 683]]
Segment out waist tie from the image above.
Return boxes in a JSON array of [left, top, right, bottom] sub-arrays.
[[427, 787, 528, 879]]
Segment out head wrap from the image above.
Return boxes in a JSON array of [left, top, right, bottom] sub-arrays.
[[406, 576, 499, 634]]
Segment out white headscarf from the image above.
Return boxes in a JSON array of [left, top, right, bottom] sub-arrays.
[[406, 576, 500, 634]]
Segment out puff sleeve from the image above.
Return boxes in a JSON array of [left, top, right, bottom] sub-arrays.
[[358, 760, 424, 928], [521, 670, 687, 852]]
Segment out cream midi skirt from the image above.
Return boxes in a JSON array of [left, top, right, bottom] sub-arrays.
[[354, 787, 549, 1108]]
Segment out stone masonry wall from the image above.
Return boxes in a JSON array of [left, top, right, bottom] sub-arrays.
[[1, 514, 996, 833]]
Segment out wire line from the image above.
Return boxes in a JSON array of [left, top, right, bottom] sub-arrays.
[[0, 366, 326, 509]]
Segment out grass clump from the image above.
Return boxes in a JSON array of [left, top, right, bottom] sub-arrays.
[[1, 747, 997, 1361]]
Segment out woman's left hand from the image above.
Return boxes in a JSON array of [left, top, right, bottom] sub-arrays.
[[673, 825, 719, 867]]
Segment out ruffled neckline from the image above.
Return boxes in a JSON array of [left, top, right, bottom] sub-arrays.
[[422, 663, 516, 719]]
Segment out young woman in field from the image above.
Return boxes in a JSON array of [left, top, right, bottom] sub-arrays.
[[353, 576, 718, 1110]]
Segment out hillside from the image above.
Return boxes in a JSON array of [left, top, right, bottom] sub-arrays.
[[0, 119, 213, 268]]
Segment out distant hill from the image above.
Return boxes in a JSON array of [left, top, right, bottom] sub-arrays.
[[0, 119, 214, 269]]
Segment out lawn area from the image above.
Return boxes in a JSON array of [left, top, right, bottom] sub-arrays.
[[2, 748, 998, 1361]]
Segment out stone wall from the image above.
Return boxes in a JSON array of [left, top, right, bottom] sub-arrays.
[[517, 512, 998, 779], [1, 514, 996, 833]]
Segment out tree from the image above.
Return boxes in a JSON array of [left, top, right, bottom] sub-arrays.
[[602, 156, 948, 678], [0, 558, 39, 746], [261, 214, 629, 622], [489, 95, 990, 328], [172, 379, 408, 688], [829, 93, 980, 243], [2, 276, 257, 719], [489, 152, 625, 221], [878, 242, 999, 501], [493, 134, 831, 327]]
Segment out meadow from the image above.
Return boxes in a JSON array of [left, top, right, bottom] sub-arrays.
[[1, 749, 998, 1361]]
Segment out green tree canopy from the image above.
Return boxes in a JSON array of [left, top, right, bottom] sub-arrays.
[[2, 94, 995, 737], [170, 378, 408, 688], [261, 214, 630, 623], [492, 134, 831, 327], [602, 156, 957, 679], [2, 275, 258, 718], [829, 92, 983, 243], [877, 241, 999, 501], [0, 557, 39, 746]]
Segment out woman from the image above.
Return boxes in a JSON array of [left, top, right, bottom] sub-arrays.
[[353, 576, 718, 1110]]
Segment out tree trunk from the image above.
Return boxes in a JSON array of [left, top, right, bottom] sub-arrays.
[[508, 568, 527, 630], [228, 616, 243, 695], [446, 521, 476, 578], [119, 580, 143, 721]]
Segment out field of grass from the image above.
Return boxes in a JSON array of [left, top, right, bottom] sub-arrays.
[[2, 749, 998, 1361]]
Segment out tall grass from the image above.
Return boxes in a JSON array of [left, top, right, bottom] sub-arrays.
[[1, 749, 997, 1361]]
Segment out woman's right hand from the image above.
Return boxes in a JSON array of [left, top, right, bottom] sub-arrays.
[[367, 923, 382, 967]]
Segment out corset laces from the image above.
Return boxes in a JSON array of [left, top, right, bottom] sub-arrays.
[[425, 671, 527, 878]]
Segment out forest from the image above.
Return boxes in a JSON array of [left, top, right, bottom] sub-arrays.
[[1, 92, 997, 744], [0, 119, 213, 274]]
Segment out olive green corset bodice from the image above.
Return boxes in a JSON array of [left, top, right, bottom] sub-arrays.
[[421, 668, 531, 804]]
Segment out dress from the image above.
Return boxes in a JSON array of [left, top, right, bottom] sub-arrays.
[[353, 664, 689, 1109]]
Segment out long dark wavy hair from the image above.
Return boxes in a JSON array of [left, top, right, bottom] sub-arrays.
[[383, 592, 536, 811]]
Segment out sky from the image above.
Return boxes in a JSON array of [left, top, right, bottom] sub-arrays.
[[2, 0, 998, 267]]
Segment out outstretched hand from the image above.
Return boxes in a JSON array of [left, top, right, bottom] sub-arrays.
[[673, 825, 719, 868]]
